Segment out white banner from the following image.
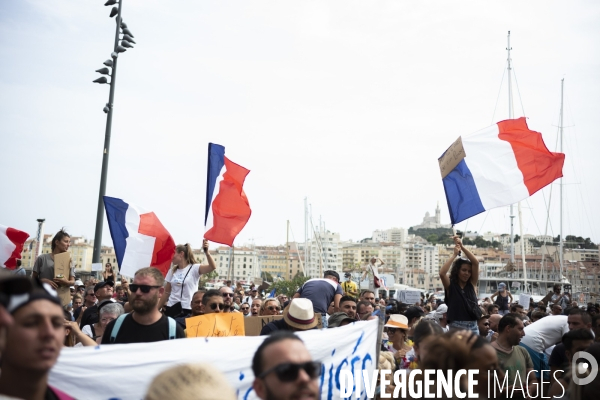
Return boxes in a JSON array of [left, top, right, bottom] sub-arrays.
[[396, 290, 421, 305], [49, 319, 378, 400]]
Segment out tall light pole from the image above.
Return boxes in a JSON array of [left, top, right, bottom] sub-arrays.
[[92, 0, 136, 266]]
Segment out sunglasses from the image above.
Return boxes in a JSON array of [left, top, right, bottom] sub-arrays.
[[267, 306, 281, 312], [259, 361, 322, 382], [241, 307, 250, 311], [222, 293, 234, 297], [209, 303, 225, 311], [130, 284, 161, 293]]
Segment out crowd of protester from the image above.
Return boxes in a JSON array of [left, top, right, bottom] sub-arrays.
[[1, 230, 599, 399]]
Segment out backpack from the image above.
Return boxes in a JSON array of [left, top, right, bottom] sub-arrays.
[[110, 314, 176, 343]]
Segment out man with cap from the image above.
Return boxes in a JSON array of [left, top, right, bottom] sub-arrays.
[[260, 298, 319, 335], [327, 312, 355, 328], [293, 270, 343, 329], [434, 303, 449, 332], [341, 272, 358, 297], [0, 276, 75, 400], [79, 280, 115, 329], [478, 313, 491, 338]]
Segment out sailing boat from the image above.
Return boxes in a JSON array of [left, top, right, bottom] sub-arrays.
[[476, 33, 570, 300]]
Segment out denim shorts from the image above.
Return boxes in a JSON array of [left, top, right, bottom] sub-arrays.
[[449, 320, 479, 335]]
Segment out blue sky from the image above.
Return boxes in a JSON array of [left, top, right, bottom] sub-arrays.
[[1, 0, 599, 247]]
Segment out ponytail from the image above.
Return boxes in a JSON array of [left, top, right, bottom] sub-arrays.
[[173, 243, 198, 272]]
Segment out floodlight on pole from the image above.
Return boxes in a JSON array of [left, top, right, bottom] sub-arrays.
[[92, 0, 136, 268], [95, 67, 111, 75], [121, 40, 134, 48], [123, 34, 135, 44]]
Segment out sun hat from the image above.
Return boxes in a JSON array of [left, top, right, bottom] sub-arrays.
[[384, 314, 409, 330], [283, 298, 318, 330], [327, 312, 355, 328]]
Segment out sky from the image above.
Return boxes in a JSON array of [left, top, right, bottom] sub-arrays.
[[1, 0, 599, 250]]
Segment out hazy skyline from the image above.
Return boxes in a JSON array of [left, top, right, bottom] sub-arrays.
[[1, 1, 599, 249]]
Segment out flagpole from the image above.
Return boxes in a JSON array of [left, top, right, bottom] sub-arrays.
[[507, 31, 516, 267]]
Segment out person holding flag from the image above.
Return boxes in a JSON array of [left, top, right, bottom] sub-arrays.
[[439, 236, 481, 335], [160, 240, 216, 318]]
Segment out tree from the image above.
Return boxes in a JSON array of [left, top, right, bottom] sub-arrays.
[[199, 270, 218, 289], [268, 275, 310, 298]]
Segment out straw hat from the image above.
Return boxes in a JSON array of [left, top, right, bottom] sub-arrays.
[[145, 364, 236, 400], [283, 298, 318, 330], [384, 314, 409, 330]]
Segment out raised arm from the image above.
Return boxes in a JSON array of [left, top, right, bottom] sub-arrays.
[[439, 242, 460, 290], [198, 239, 217, 275], [457, 237, 479, 286]]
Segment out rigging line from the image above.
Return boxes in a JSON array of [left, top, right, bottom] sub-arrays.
[[491, 64, 507, 124], [478, 211, 490, 236], [511, 66, 527, 117], [525, 198, 543, 236]]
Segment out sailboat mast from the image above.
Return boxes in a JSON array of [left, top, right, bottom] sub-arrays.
[[507, 31, 516, 265], [559, 78, 564, 281]]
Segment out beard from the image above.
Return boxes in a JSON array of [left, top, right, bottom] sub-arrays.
[[263, 382, 317, 400], [132, 292, 159, 315]]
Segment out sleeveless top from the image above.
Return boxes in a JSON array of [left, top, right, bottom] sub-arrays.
[[445, 279, 478, 323], [494, 293, 509, 311]]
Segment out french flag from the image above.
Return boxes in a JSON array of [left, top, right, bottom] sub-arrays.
[[205, 143, 251, 246], [0, 225, 29, 269], [439, 118, 565, 224], [103, 197, 175, 277]]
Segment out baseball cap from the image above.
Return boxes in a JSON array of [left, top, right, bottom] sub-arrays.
[[328, 312, 355, 328], [94, 281, 114, 293], [435, 304, 448, 317]]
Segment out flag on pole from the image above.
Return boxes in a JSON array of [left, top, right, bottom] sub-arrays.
[[0, 225, 29, 269], [439, 117, 565, 224], [204, 143, 251, 246], [267, 288, 277, 299], [103, 196, 175, 277]]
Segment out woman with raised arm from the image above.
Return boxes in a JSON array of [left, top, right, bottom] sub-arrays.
[[439, 236, 481, 334], [160, 239, 216, 318], [490, 282, 513, 316]]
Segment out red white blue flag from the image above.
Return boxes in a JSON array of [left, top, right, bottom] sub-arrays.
[[204, 143, 251, 246], [0, 224, 29, 269], [103, 196, 175, 277], [439, 118, 565, 224]]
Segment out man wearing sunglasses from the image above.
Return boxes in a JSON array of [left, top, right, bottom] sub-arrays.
[[252, 331, 320, 400], [219, 286, 239, 313], [202, 289, 226, 314], [241, 302, 251, 316], [101, 267, 184, 344]]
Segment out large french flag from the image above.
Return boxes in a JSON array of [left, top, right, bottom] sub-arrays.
[[204, 143, 251, 246], [103, 197, 175, 277], [439, 118, 565, 224], [0, 225, 29, 269]]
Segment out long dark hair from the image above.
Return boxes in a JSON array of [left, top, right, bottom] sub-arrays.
[[51, 229, 70, 252], [449, 257, 472, 282]]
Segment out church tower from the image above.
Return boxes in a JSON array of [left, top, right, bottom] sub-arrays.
[[435, 201, 441, 224]]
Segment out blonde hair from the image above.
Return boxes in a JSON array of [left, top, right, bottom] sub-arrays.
[[145, 364, 236, 400], [171, 243, 197, 272]]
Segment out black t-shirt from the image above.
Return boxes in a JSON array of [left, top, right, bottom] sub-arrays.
[[445, 279, 478, 323], [260, 318, 292, 335], [549, 343, 568, 369], [101, 313, 185, 344]]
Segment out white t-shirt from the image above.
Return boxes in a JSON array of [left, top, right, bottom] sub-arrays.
[[520, 315, 568, 353], [165, 264, 201, 309]]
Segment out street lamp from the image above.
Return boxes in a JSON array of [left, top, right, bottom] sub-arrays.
[[92, 0, 137, 268]]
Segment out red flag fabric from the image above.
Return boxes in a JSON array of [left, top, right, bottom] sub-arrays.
[[0, 225, 30, 269]]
